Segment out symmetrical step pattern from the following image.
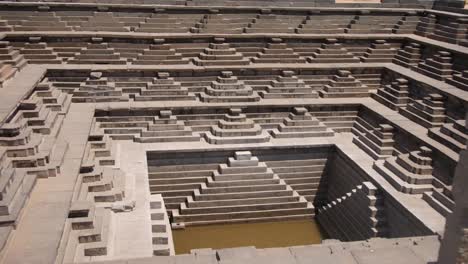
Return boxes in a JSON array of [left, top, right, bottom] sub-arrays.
[[393, 42, 422, 68], [200, 71, 260, 103], [307, 38, 360, 64], [360, 40, 398, 63], [133, 39, 190, 65], [346, 15, 403, 34], [373, 78, 411, 110], [68, 41, 127, 65], [260, 71, 318, 99], [317, 181, 387, 241], [135, 72, 196, 102], [270, 107, 334, 139], [297, 15, 354, 34], [171, 151, 314, 226], [428, 120, 467, 153], [204, 108, 270, 144], [414, 51, 454, 81], [71, 72, 128, 103], [252, 38, 305, 63], [427, 16, 468, 45], [193, 38, 250, 66], [245, 13, 303, 33], [353, 123, 397, 160], [319, 70, 370, 98], [399, 93, 446, 128], [374, 146, 435, 194], [191, 13, 255, 34], [134, 110, 200, 143]]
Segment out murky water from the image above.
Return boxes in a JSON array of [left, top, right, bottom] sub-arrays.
[[173, 220, 323, 254]]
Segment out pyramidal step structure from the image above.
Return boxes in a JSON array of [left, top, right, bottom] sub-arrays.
[[171, 151, 314, 227]]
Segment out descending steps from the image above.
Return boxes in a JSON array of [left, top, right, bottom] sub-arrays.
[[319, 70, 370, 98], [270, 107, 334, 139], [373, 78, 410, 111], [200, 71, 260, 103], [399, 93, 446, 128], [135, 72, 196, 102], [260, 71, 318, 99], [317, 181, 387, 241], [149, 195, 174, 256], [172, 151, 314, 226], [414, 51, 454, 81], [428, 120, 467, 153], [252, 38, 305, 64], [353, 123, 397, 160], [307, 38, 360, 63], [204, 108, 270, 144], [374, 146, 435, 194], [193, 38, 250, 66]]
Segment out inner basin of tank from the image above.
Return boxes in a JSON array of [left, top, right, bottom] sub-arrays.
[[172, 219, 323, 254]]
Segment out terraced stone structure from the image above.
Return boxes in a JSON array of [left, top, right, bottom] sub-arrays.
[[0, 0, 466, 263]]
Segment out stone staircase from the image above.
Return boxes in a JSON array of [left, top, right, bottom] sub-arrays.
[[68, 41, 127, 65], [204, 108, 270, 144], [193, 38, 250, 66], [428, 120, 467, 153], [296, 15, 354, 34], [136, 13, 202, 33], [134, 110, 200, 143], [360, 40, 398, 63], [393, 15, 421, 34], [12, 11, 71, 31], [149, 194, 174, 256], [252, 38, 305, 63], [62, 201, 116, 263], [245, 13, 303, 33], [319, 70, 370, 98], [317, 181, 387, 241], [415, 14, 437, 37], [78, 12, 130, 32], [373, 78, 411, 110], [200, 71, 260, 103], [346, 15, 402, 34], [353, 122, 398, 160], [171, 151, 314, 227], [393, 42, 422, 68], [307, 38, 360, 63], [414, 51, 454, 81], [0, 41, 27, 70], [399, 93, 446, 128], [20, 39, 62, 64], [71, 73, 128, 103], [133, 39, 189, 65], [428, 16, 468, 45], [135, 72, 196, 101], [260, 71, 318, 99], [447, 70, 468, 91], [422, 186, 455, 217], [270, 107, 334, 139], [191, 13, 255, 34], [373, 146, 435, 194]]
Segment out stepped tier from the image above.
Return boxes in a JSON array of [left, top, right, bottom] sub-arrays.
[[71, 73, 128, 103], [373, 78, 410, 111], [296, 15, 354, 34], [260, 71, 318, 99], [252, 38, 305, 64], [204, 108, 270, 145], [149, 195, 174, 256], [135, 72, 196, 102], [393, 43, 422, 68], [346, 15, 403, 34], [415, 14, 437, 37], [200, 71, 260, 103], [270, 107, 334, 138], [374, 146, 435, 194], [428, 120, 467, 153], [447, 70, 468, 92], [317, 182, 387, 241], [134, 110, 200, 143], [307, 38, 359, 64], [133, 39, 189, 65], [360, 40, 398, 63], [191, 13, 255, 34], [414, 51, 454, 81], [319, 70, 370, 98], [67, 42, 127, 65], [193, 38, 250, 66], [171, 151, 314, 226], [245, 14, 304, 34], [399, 93, 446, 128], [353, 123, 397, 160]]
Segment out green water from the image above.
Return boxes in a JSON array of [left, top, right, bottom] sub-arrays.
[[173, 220, 323, 254]]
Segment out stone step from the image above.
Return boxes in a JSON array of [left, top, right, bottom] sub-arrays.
[[180, 201, 309, 215], [373, 161, 433, 194], [422, 191, 453, 217], [186, 196, 300, 208]]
